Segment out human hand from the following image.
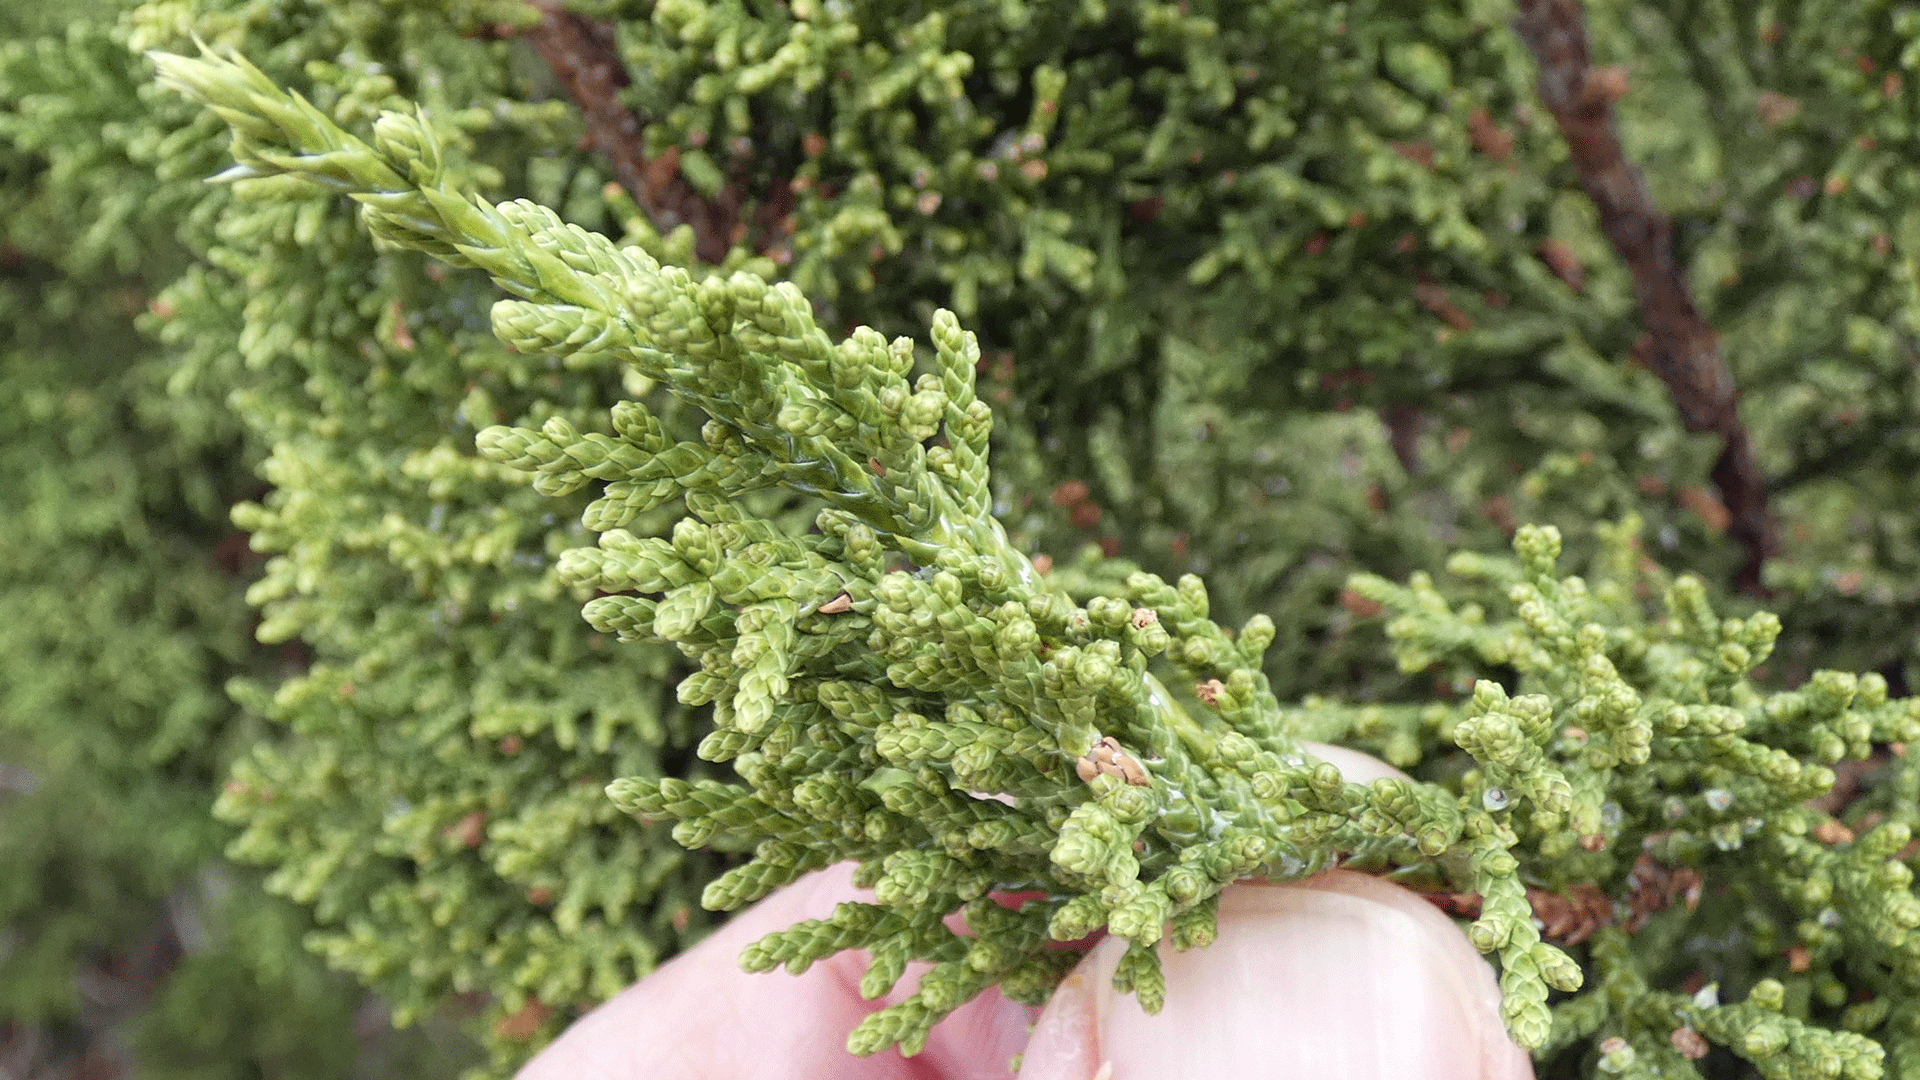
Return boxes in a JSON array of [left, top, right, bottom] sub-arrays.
[[517, 747, 1534, 1080]]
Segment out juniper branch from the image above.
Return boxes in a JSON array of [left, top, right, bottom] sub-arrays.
[[157, 46, 1920, 1075]]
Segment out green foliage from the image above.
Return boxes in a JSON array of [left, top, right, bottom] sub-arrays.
[[1586, 0, 1920, 682], [150, 50, 1409, 1055], [15, 0, 1920, 1077], [120, 13, 1685, 1067], [0, 9, 471, 1078], [1358, 525, 1918, 1073], [159, 43, 1920, 1076], [125, 4, 738, 1070]]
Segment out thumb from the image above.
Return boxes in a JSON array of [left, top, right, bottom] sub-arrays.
[[1016, 870, 1535, 1080]]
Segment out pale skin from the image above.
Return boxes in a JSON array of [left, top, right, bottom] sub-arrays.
[[518, 746, 1537, 1080]]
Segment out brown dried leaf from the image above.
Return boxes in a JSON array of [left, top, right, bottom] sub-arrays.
[[1391, 141, 1435, 168], [1339, 587, 1384, 619], [1580, 66, 1631, 107], [1670, 1027, 1709, 1060], [1076, 736, 1151, 787], [446, 810, 486, 850], [1756, 91, 1802, 127], [494, 998, 552, 1042], [1625, 853, 1704, 932], [1537, 239, 1586, 292], [1787, 944, 1812, 973], [1466, 107, 1514, 161], [1412, 279, 1473, 330], [1051, 480, 1091, 507], [1812, 818, 1856, 845], [1526, 884, 1614, 946], [1676, 485, 1731, 534]]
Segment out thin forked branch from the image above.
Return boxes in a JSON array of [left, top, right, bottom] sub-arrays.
[[1514, 0, 1775, 594]]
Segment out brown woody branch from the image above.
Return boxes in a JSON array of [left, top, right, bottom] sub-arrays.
[[523, 3, 737, 264], [1513, 0, 1775, 594], [1382, 402, 1426, 475]]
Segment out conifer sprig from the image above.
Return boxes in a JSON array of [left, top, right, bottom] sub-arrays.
[[155, 43, 1503, 1055], [158, 45, 1920, 1075]]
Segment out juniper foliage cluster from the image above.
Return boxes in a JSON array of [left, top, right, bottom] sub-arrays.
[[10, 0, 1920, 1077], [0, 5, 477, 1077], [129, 3, 736, 1067], [148, 8, 1920, 1073]]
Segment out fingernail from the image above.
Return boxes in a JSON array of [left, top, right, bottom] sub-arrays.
[[1016, 970, 1103, 1080], [1080, 874, 1532, 1080]]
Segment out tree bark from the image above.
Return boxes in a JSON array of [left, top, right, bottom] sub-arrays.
[[524, 3, 737, 264]]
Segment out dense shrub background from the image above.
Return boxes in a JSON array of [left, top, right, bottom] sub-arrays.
[[7, 0, 1920, 1076]]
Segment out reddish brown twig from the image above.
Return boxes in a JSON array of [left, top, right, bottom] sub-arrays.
[[524, 3, 736, 263], [1513, 0, 1775, 594]]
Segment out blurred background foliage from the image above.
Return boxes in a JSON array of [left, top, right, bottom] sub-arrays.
[[5, 0, 1920, 1076]]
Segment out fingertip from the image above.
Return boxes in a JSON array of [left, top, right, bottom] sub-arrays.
[[513, 863, 883, 1080], [1015, 935, 1130, 1080], [1288, 871, 1533, 1080], [1046, 873, 1532, 1080], [1301, 741, 1411, 785], [1013, 972, 1095, 1080]]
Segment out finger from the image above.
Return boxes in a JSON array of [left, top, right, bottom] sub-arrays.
[[1300, 741, 1407, 785], [1283, 740, 1530, 1076], [514, 863, 884, 1080], [1018, 871, 1533, 1080], [1018, 741, 1529, 1080], [515, 863, 1038, 1080]]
